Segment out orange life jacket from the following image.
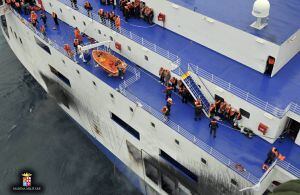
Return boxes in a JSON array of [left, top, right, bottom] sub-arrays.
[[115, 17, 121, 28], [31, 12, 37, 22], [64, 44, 71, 52]]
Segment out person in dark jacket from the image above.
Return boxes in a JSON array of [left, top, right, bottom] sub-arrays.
[[194, 99, 202, 121], [209, 119, 219, 138], [40, 12, 47, 26]]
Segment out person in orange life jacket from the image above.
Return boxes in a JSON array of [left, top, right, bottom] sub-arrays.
[[30, 11, 38, 27], [115, 16, 121, 31], [262, 147, 285, 171], [84, 1, 93, 17], [161, 106, 170, 117], [40, 25, 46, 35], [63, 44, 73, 57], [73, 38, 80, 54], [52, 12, 59, 29], [74, 27, 82, 43], [209, 118, 219, 138], [209, 103, 216, 118], [166, 97, 173, 113], [218, 101, 226, 118], [40, 12, 47, 26], [194, 99, 202, 121], [164, 84, 173, 100]]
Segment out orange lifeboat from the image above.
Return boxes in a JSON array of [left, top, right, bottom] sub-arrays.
[[92, 50, 127, 76]]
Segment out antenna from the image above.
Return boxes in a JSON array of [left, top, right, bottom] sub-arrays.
[[250, 0, 270, 30]]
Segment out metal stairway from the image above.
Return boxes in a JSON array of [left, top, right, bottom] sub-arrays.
[[181, 71, 210, 114]]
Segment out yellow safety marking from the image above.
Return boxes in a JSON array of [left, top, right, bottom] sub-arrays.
[[181, 71, 190, 80]]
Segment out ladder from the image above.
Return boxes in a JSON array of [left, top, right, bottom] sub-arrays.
[[181, 71, 210, 114]]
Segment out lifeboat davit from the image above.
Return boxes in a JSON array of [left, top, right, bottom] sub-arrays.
[[92, 50, 127, 76]]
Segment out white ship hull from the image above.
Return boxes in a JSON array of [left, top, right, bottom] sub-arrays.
[[1, 5, 298, 195]]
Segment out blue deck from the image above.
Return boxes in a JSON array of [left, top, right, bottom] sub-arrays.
[[64, 0, 300, 111], [169, 0, 300, 44], [17, 5, 300, 181]]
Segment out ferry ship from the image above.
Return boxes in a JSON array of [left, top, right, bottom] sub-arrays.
[[0, 0, 299, 194]]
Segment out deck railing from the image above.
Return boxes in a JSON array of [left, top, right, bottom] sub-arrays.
[[57, 0, 300, 118], [188, 63, 300, 118], [11, 7, 300, 186], [58, 0, 181, 66]]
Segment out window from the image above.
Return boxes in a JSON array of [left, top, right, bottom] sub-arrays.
[[175, 139, 179, 145], [231, 179, 238, 186], [19, 38, 22, 44], [62, 59, 65, 64], [215, 94, 224, 102], [160, 150, 198, 182], [76, 70, 80, 74], [59, 8, 62, 13], [83, 21, 86, 26], [110, 93, 114, 99], [10, 26, 12, 33], [49, 65, 71, 87], [110, 36, 113, 41], [161, 174, 176, 194], [98, 29, 101, 34], [92, 81, 96, 86], [201, 158, 207, 165], [129, 107, 133, 112], [111, 113, 140, 140], [240, 108, 250, 119], [151, 122, 155, 128], [14, 32, 17, 39], [144, 55, 148, 61], [1, 15, 9, 38], [35, 37, 51, 54], [127, 46, 131, 51], [73, 16, 76, 21], [49, 2, 52, 7], [144, 159, 159, 184]]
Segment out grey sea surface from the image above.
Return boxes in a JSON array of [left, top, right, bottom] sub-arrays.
[[0, 31, 141, 195]]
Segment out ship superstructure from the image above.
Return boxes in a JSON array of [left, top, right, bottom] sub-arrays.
[[0, 0, 299, 194]]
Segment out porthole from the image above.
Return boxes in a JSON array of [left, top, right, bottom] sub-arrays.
[[144, 55, 148, 61]]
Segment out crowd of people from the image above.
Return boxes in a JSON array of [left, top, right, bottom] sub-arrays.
[[209, 99, 242, 129], [120, 0, 154, 24], [97, 9, 121, 30]]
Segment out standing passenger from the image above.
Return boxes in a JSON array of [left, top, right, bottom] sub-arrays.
[[52, 12, 59, 29], [209, 119, 219, 138]]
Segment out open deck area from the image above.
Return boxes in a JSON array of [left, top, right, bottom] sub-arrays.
[[169, 0, 300, 44], [15, 6, 300, 183], [59, 0, 300, 113]]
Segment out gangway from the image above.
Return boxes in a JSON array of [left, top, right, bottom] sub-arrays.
[[181, 71, 210, 115]]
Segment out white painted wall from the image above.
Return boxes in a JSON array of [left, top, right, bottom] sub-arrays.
[[272, 30, 300, 76], [143, 0, 280, 74]]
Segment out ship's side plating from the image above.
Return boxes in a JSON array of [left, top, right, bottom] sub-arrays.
[[0, 3, 298, 195]]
